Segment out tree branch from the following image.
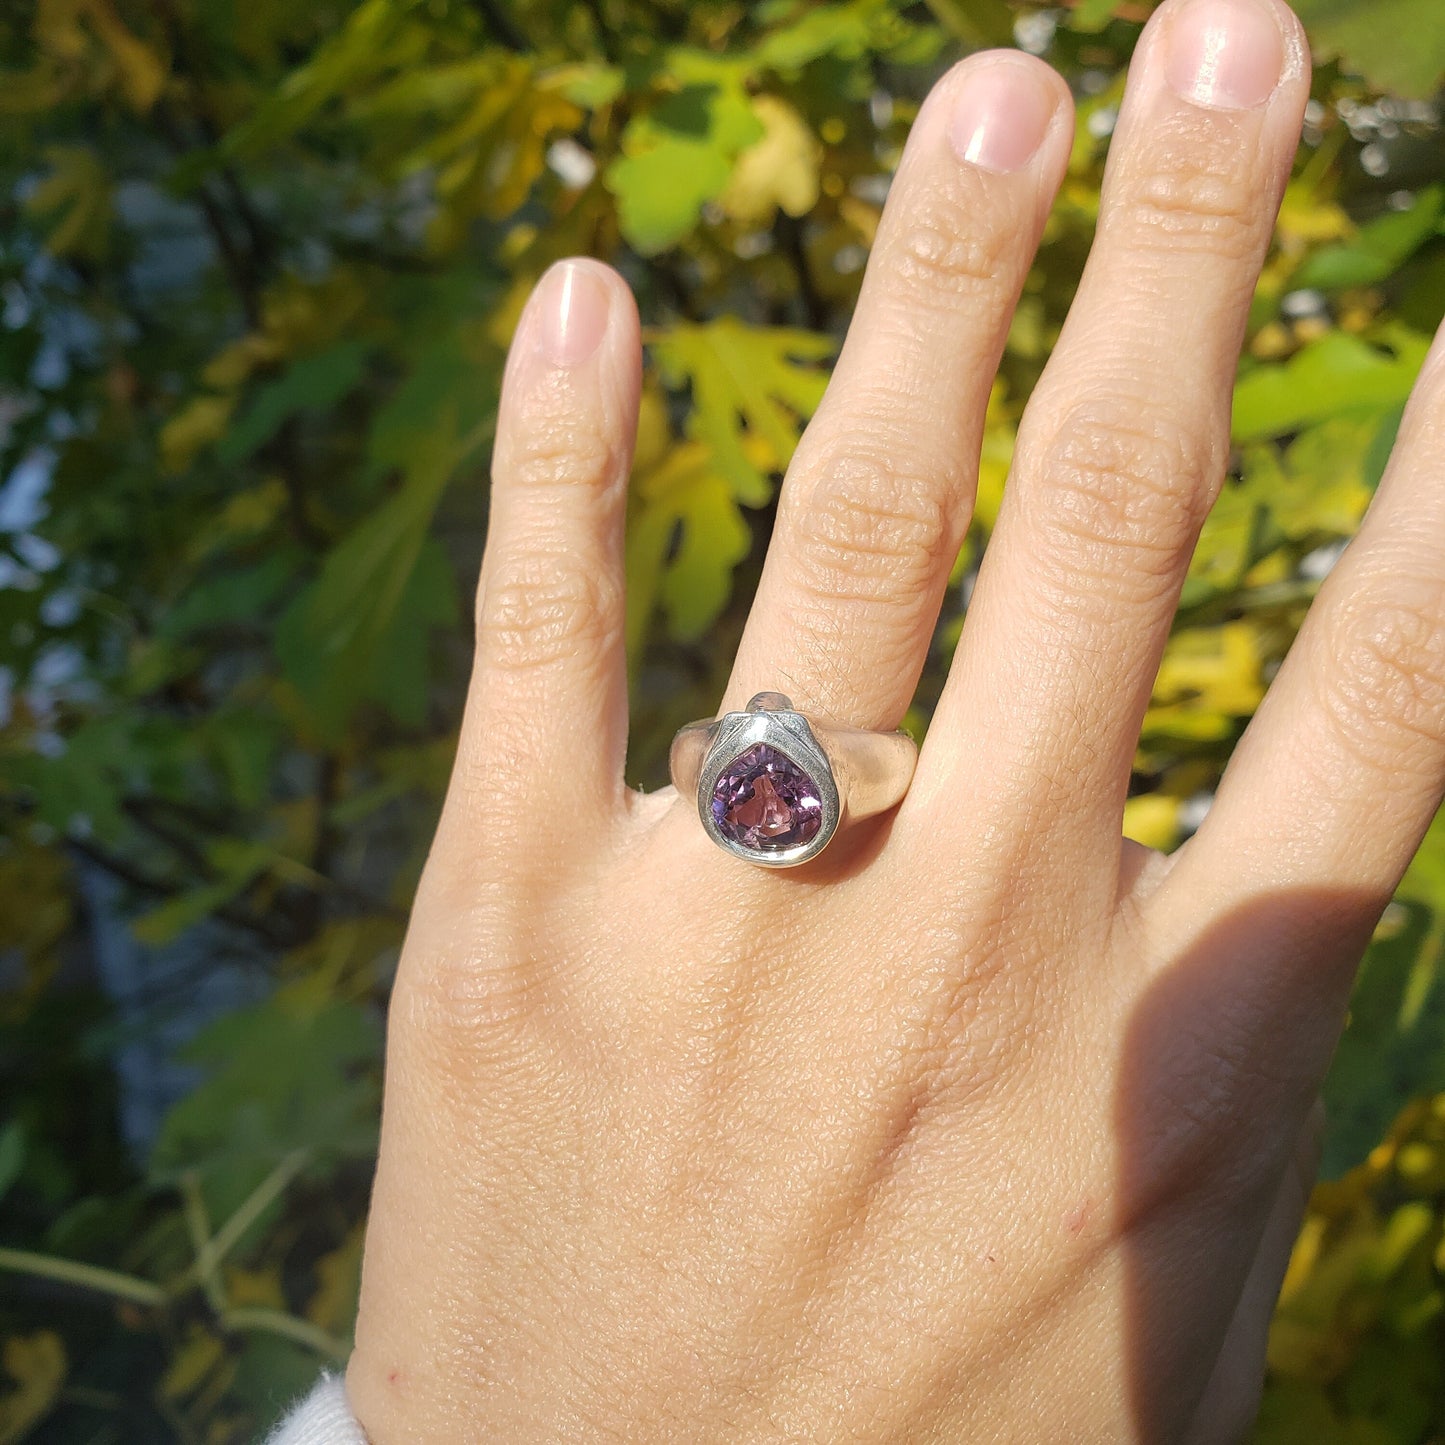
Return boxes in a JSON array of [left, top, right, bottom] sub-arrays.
[[220, 1306, 348, 1360], [468, 0, 529, 52], [153, 103, 264, 328], [0, 1247, 167, 1308], [776, 211, 828, 332]]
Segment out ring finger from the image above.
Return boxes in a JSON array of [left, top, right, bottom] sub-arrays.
[[927, 0, 1309, 889]]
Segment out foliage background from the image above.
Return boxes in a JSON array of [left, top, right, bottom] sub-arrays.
[[0, 0, 1443, 1439]]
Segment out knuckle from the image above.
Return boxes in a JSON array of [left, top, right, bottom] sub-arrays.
[[889, 192, 1011, 298], [1314, 570, 1445, 774], [502, 405, 622, 495], [396, 940, 537, 1042], [1026, 400, 1215, 596], [787, 444, 957, 612], [479, 552, 622, 673], [1121, 121, 1264, 261], [389, 912, 550, 1077]]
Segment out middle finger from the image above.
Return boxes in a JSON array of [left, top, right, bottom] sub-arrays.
[[721, 52, 1073, 731]]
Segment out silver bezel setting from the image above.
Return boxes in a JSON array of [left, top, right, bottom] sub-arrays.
[[696, 703, 841, 868]]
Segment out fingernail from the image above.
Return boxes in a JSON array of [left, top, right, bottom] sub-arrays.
[[534, 260, 611, 366], [947, 61, 1058, 174], [1164, 0, 1285, 110]]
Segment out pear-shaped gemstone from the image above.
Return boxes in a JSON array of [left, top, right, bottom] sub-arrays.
[[711, 744, 823, 851]]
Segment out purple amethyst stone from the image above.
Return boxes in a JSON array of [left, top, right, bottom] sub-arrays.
[[711, 744, 823, 852]]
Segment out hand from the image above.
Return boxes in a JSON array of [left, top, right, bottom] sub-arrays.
[[346, 0, 1445, 1438]]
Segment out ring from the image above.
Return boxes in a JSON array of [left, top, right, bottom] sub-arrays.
[[669, 692, 918, 868]]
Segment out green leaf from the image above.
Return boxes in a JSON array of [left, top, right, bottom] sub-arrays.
[[130, 840, 273, 946], [627, 323, 832, 648], [365, 319, 492, 481], [1322, 810, 1445, 1176], [130, 878, 254, 947], [915, 0, 1014, 47], [1363, 404, 1405, 489], [276, 408, 482, 738], [754, 0, 938, 70], [233, 1333, 324, 1432], [1294, 0, 1445, 98], [221, 0, 425, 158], [1067, 0, 1125, 32], [204, 708, 281, 810], [1232, 327, 1432, 442], [15, 715, 138, 841], [151, 990, 380, 1212], [158, 554, 295, 641], [1293, 187, 1445, 292], [218, 343, 369, 465], [0, 1121, 25, 1206], [651, 319, 833, 506], [605, 71, 764, 254], [546, 62, 625, 109], [363, 536, 460, 725]]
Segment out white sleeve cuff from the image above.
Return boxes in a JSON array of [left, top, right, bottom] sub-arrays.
[[264, 1374, 368, 1445]]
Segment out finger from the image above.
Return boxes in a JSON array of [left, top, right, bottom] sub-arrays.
[[1181, 1100, 1323, 1445], [924, 0, 1309, 876], [722, 52, 1073, 731], [443, 259, 641, 851], [1154, 321, 1445, 941]]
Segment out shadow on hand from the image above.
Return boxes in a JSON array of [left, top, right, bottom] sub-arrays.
[[1116, 882, 1384, 1441]]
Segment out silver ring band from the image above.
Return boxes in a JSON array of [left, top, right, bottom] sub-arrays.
[[669, 692, 918, 867]]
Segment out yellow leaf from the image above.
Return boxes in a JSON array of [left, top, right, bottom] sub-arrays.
[[308, 1224, 365, 1334], [1122, 794, 1181, 852], [631, 386, 672, 476], [1394, 1141, 1443, 1193], [1266, 419, 1375, 541], [24, 146, 112, 259], [0, 67, 65, 118], [972, 384, 1016, 532], [1362, 1201, 1433, 1283], [223, 1264, 285, 1308], [34, 0, 91, 62], [1144, 621, 1265, 741], [185, 479, 290, 566], [259, 270, 368, 357], [413, 60, 582, 250], [627, 439, 749, 649], [1280, 1213, 1329, 1304], [83, 0, 166, 112], [34, 0, 165, 111], [838, 194, 880, 247], [160, 1328, 224, 1402], [0, 842, 70, 1004], [485, 274, 535, 351], [202, 333, 282, 391], [160, 395, 236, 474], [0, 1331, 65, 1444], [651, 319, 833, 507], [1277, 179, 1353, 250], [721, 95, 821, 225]]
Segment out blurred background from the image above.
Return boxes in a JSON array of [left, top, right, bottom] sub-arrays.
[[0, 0, 1443, 1439]]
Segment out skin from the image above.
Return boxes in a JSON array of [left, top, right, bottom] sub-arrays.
[[346, 0, 1445, 1438]]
